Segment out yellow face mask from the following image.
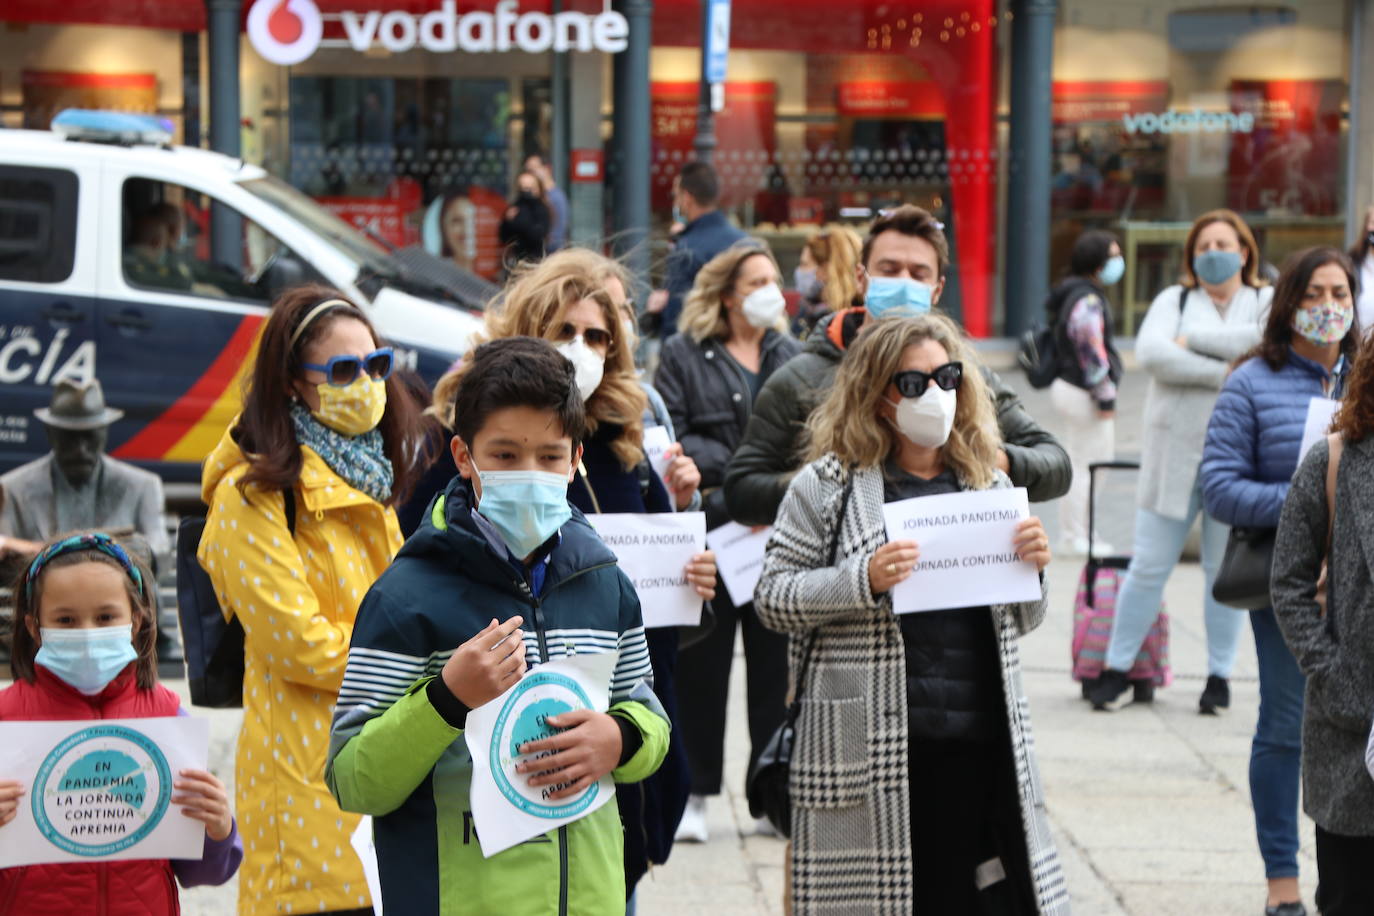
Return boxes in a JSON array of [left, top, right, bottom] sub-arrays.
[[313, 376, 387, 436]]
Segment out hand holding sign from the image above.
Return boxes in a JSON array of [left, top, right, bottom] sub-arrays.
[[642, 426, 701, 511], [442, 616, 528, 709], [868, 540, 920, 593], [170, 769, 233, 842], [516, 708, 624, 801], [684, 550, 717, 600], [1012, 517, 1053, 572], [0, 780, 23, 827]]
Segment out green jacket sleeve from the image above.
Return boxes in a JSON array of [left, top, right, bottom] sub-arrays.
[[326, 677, 461, 816], [984, 367, 1072, 503], [608, 698, 670, 783]]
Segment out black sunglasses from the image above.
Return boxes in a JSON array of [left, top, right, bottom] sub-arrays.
[[302, 348, 395, 387], [554, 323, 613, 351], [892, 362, 962, 398]]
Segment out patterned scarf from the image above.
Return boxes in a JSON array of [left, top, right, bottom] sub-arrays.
[[291, 404, 394, 505]]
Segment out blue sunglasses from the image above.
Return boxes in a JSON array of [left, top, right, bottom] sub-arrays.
[[302, 348, 394, 387]]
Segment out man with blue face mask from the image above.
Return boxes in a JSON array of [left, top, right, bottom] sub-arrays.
[[724, 204, 1071, 527]]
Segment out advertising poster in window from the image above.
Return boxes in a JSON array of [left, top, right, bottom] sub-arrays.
[[1226, 79, 1343, 217], [650, 81, 777, 212]]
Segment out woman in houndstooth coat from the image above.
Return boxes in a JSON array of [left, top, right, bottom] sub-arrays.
[[755, 315, 1070, 915]]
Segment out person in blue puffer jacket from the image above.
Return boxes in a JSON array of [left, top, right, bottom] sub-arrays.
[[1201, 246, 1362, 916]]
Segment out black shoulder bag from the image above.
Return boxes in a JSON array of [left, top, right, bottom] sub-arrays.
[[745, 470, 856, 838]]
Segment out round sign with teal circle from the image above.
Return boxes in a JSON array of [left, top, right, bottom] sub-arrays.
[[489, 670, 600, 819], [32, 724, 173, 857]]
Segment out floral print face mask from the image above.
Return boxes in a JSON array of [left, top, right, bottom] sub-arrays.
[[1293, 300, 1354, 345]]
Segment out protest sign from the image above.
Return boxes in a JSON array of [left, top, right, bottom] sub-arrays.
[[0, 716, 209, 868], [881, 488, 1041, 614], [706, 522, 773, 607], [587, 512, 706, 628], [1298, 397, 1340, 463], [351, 817, 384, 915], [643, 425, 674, 482], [465, 651, 618, 858]]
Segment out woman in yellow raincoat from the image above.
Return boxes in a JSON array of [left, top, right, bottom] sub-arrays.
[[199, 285, 427, 915]]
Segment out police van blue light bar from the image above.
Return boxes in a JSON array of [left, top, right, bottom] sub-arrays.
[[51, 109, 174, 147]]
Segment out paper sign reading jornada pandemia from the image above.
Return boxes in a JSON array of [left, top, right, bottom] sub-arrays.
[[587, 512, 706, 628], [881, 487, 1041, 614], [1298, 397, 1340, 464], [0, 716, 209, 868], [465, 651, 619, 858], [706, 522, 774, 607]]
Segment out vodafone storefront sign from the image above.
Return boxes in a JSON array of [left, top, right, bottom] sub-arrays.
[[247, 0, 629, 63]]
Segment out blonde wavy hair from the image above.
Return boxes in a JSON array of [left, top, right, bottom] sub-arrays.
[[432, 248, 647, 470], [807, 314, 1001, 488], [678, 242, 788, 344], [805, 226, 863, 311]]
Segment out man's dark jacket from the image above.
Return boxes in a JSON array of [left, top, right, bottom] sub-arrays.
[[659, 210, 747, 335], [723, 309, 1073, 525]]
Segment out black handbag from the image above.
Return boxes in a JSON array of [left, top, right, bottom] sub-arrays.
[[1212, 526, 1277, 610], [745, 472, 854, 838]]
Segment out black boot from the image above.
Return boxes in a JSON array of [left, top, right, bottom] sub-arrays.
[[1199, 675, 1231, 715], [1132, 679, 1155, 704], [1087, 669, 1132, 711]]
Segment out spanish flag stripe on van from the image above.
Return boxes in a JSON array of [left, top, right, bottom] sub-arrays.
[[112, 314, 264, 462]]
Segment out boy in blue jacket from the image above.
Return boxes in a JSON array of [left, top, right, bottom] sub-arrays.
[[326, 336, 670, 915]]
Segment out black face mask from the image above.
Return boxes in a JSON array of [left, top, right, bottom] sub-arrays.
[[519, 190, 536, 201], [1367, 230, 1374, 248]]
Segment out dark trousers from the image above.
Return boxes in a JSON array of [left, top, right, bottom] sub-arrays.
[[674, 594, 789, 796], [909, 737, 1037, 915], [1315, 825, 1374, 915]]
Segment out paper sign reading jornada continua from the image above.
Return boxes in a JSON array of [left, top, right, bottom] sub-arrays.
[[0, 716, 209, 868], [587, 512, 707, 628], [881, 487, 1041, 614], [706, 522, 774, 607], [464, 651, 618, 858]]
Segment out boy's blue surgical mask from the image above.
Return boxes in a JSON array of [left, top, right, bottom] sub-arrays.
[[1098, 255, 1125, 286], [36, 625, 138, 695], [1194, 249, 1242, 286], [865, 276, 933, 319], [471, 458, 574, 559]]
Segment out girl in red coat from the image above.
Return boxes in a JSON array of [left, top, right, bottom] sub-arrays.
[[0, 532, 241, 914]]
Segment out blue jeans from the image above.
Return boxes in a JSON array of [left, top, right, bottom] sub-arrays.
[[1105, 478, 1242, 677], [1249, 607, 1305, 879]]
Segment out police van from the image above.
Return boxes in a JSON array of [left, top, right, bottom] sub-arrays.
[[0, 110, 486, 483]]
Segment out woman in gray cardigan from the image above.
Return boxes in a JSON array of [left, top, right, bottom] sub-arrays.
[[1090, 209, 1272, 712], [1272, 348, 1374, 915], [756, 315, 1068, 915]]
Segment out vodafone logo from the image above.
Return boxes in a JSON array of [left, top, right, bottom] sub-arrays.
[[247, 0, 324, 66], [247, 0, 628, 64]]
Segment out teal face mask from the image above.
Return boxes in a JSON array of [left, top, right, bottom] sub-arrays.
[[865, 276, 933, 319], [36, 625, 138, 695], [1194, 249, 1242, 286], [472, 459, 573, 559], [1098, 255, 1125, 286]]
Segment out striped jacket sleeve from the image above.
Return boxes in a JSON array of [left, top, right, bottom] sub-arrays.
[[325, 588, 458, 817], [754, 462, 884, 634]]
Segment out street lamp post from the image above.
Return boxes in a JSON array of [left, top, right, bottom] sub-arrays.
[[691, 0, 717, 164]]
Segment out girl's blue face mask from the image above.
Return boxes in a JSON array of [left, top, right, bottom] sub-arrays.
[[471, 458, 574, 559], [1098, 255, 1125, 286], [865, 276, 933, 319], [36, 625, 137, 695]]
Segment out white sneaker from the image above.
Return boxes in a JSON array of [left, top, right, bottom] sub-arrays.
[[675, 794, 708, 843]]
